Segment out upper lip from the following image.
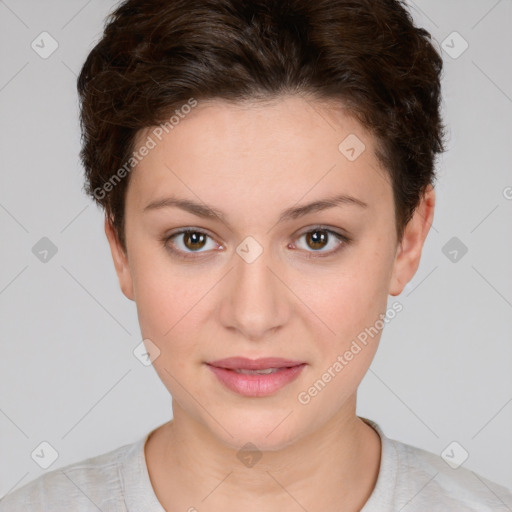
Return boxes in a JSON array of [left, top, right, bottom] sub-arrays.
[[206, 357, 305, 370]]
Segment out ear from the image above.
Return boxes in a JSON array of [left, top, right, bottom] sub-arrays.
[[389, 185, 436, 296], [104, 216, 135, 301]]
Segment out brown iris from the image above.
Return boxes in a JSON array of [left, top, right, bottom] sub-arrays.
[[305, 230, 329, 250], [183, 231, 208, 251]]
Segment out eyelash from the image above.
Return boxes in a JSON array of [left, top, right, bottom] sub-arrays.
[[160, 226, 351, 261]]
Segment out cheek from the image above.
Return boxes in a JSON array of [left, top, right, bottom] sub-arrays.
[[128, 245, 203, 344], [293, 265, 390, 414], [296, 252, 392, 348]]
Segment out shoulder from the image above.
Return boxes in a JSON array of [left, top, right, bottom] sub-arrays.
[[361, 417, 512, 512], [0, 441, 137, 512], [391, 437, 512, 511]]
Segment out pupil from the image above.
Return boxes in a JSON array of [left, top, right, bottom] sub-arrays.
[[308, 230, 327, 250]]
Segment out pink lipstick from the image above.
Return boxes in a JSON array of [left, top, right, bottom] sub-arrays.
[[206, 357, 306, 397]]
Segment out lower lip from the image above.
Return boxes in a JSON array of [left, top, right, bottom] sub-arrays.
[[206, 364, 306, 397]]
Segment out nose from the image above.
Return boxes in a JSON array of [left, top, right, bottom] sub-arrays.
[[218, 243, 290, 341]]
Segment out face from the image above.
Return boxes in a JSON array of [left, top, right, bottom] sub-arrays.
[[106, 95, 434, 451]]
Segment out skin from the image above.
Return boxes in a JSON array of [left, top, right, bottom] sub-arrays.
[[105, 95, 435, 512]]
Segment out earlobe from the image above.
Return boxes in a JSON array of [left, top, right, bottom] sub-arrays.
[[389, 185, 436, 297], [104, 216, 135, 301]]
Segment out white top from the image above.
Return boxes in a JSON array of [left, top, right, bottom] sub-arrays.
[[1, 417, 511, 511]]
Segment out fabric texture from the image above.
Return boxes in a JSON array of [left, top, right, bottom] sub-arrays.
[[1, 417, 511, 511]]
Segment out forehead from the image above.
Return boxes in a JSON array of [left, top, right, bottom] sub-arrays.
[[128, 95, 392, 213]]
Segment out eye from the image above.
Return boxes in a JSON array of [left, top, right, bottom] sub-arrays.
[[291, 226, 350, 259], [161, 226, 350, 261], [162, 229, 221, 259]]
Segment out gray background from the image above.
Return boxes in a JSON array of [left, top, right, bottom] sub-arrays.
[[1, 0, 511, 499]]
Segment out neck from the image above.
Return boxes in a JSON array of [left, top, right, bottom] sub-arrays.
[[145, 396, 381, 512]]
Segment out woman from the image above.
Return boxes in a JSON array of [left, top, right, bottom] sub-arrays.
[[1, 0, 511, 510]]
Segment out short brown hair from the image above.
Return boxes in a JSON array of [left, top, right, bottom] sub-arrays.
[[77, 0, 446, 251]]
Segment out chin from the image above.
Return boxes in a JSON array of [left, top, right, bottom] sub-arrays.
[[206, 408, 306, 453]]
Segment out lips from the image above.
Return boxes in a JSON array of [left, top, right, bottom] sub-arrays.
[[205, 357, 306, 397]]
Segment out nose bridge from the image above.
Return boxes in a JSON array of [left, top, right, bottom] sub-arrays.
[[220, 240, 288, 339]]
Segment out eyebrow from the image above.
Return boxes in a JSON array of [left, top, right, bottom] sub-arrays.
[[143, 193, 368, 227]]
